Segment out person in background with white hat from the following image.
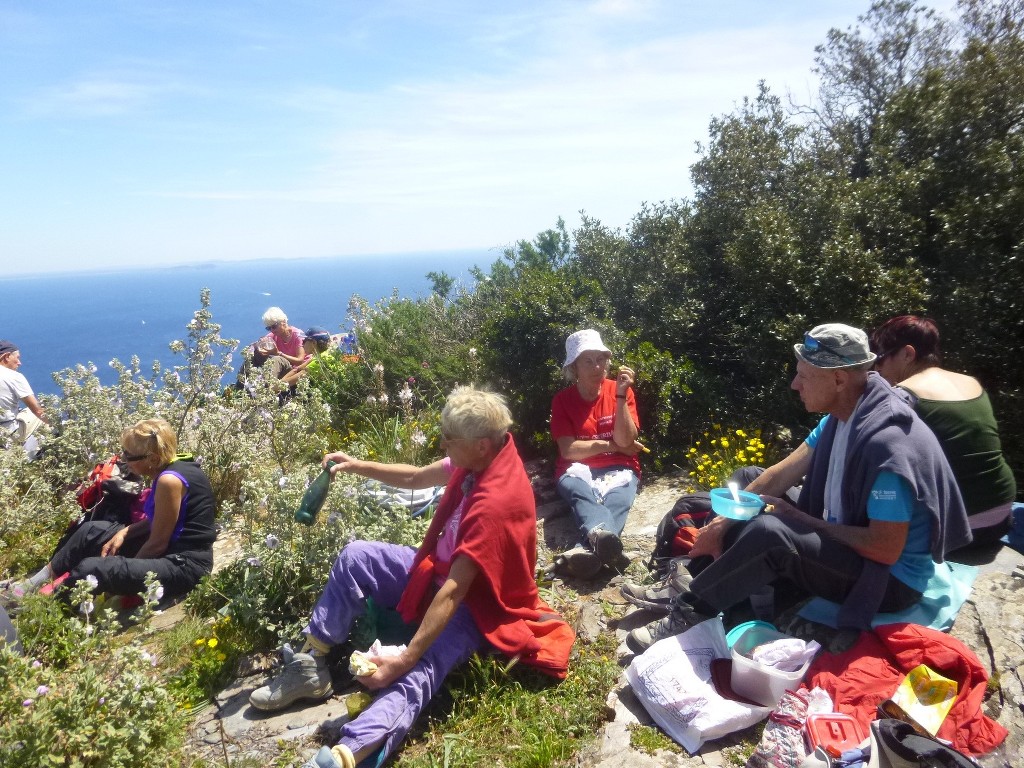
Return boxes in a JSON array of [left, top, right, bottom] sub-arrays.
[[550, 329, 643, 578], [0, 339, 47, 458], [626, 323, 971, 652]]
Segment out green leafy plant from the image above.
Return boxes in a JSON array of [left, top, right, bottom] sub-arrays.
[[0, 576, 184, 768]]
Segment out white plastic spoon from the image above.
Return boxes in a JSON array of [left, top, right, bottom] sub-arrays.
[[728, 481, 741, 503]]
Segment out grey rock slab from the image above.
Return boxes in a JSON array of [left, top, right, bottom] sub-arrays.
[[214, 672, 354, 742], [576, 601, 609, 644]]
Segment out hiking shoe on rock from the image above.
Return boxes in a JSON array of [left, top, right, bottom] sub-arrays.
[[249, 643, 332, 711], [301, 745, 355, 768], [553, 546, 602, 579], [625, 604, 714, 654], [620, 561, 693, 613], [588, 528, 623, 565], [620, 581, 679, 614]]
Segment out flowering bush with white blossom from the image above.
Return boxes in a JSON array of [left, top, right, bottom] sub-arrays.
[[0, 575, 182, 767], [188, 459, 430, 652]]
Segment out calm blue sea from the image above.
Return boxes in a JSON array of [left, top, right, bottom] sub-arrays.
[[0, 250, 492, 396]]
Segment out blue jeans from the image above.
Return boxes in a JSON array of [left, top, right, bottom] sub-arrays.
[[556, 467, 638, 543], [306, 541, 485, 763]]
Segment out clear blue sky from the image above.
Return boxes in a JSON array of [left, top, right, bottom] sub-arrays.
[[0, 0, 955, 276]]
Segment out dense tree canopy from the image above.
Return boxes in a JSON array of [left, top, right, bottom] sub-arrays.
[[444, 0, 1023, 477]]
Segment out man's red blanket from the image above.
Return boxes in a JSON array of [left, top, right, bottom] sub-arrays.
[[804, 622, 1007, 756]]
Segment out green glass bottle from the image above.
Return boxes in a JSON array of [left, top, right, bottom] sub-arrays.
[[295, 461, 336, 525]]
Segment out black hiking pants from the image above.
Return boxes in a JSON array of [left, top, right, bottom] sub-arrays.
[[50, 520, 212, 601]]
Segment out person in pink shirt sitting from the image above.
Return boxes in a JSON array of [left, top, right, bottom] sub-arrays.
[[261, 307, 306, 367]]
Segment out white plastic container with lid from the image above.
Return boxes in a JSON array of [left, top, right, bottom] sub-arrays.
[[730, 624, 811, 708]]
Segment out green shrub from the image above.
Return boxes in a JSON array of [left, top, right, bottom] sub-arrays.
[[188, 463, 430, 653], [0, 579, 184, 768]]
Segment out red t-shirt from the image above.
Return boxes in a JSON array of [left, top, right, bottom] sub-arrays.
[[550, 378, 640, 478]]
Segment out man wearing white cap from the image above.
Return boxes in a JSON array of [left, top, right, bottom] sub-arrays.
[[627, 323, 970, 652], [550, 329, 644, 578]]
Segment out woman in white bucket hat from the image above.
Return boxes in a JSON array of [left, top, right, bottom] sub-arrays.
[[549, 329, 643, 578]]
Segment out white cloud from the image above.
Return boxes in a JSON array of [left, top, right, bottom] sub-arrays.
[[24, 74, 176, 118]]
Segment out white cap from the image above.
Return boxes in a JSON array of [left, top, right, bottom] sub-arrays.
[[562, 329, 611, 369]]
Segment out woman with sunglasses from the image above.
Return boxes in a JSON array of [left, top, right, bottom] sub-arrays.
[[871, 315, 1016, 546], [1, 418, 217, 605], [261, 306, 307, 367]]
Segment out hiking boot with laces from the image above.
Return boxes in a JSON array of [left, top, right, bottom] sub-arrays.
[[249, 643, 332, 711], [620, 560, 693, 613], [625, 603, 714, 654], [587, 527, 623, 564]]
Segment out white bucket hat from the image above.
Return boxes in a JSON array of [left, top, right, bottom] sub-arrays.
[[562, 329, 611, 370]]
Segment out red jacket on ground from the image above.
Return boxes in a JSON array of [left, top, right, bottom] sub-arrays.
[[805, 622, 1007, 756]]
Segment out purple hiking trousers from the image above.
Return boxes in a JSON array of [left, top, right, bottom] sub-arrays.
[[306, 540, 485, 762]]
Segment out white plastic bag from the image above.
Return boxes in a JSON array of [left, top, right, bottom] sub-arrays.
[[625, 617, 771, 753]]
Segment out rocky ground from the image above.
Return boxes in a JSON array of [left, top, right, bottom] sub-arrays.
[[175, 466, 1024, 767]]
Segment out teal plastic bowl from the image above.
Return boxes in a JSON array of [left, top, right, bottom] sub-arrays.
[[710, 487, 764, 520], [726, 620, 778, 649]]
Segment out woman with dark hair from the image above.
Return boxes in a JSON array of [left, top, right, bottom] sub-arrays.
[[871, 315, 1016, 546]]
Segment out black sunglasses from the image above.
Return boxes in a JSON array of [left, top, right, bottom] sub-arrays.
[[802, 332, 856, 364], [121, 451, 149, 462]]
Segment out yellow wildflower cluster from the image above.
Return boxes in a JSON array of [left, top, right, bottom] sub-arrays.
[[193, 616, 230, 663], [685, 424, 768, 490]]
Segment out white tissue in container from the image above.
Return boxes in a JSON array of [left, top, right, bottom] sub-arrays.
[[730, 625, 818, 707]]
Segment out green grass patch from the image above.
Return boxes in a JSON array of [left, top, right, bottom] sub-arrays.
[[628, 723, 682, 755], [395, 634, 621, 767]]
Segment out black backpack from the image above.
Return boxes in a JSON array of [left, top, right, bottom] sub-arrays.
[[646, 492, 713, 577], [52, 457, 146, 557]]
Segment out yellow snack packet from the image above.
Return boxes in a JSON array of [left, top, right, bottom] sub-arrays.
[[890, 664, 958, 735]]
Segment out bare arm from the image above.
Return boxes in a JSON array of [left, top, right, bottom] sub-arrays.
[[827, 519, 909, 564], [324, 451, 448, 489], [360, 554, 479, 689], [764, 498, 909, 565], [21, 394, 47, 423], [279, 356, 313, 386], [556, 435, 618, 461], [100, 473, 182, 559], [611, 366, 639, 448], [745, 442, 813, 496], [134, 473, 183, 559]]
